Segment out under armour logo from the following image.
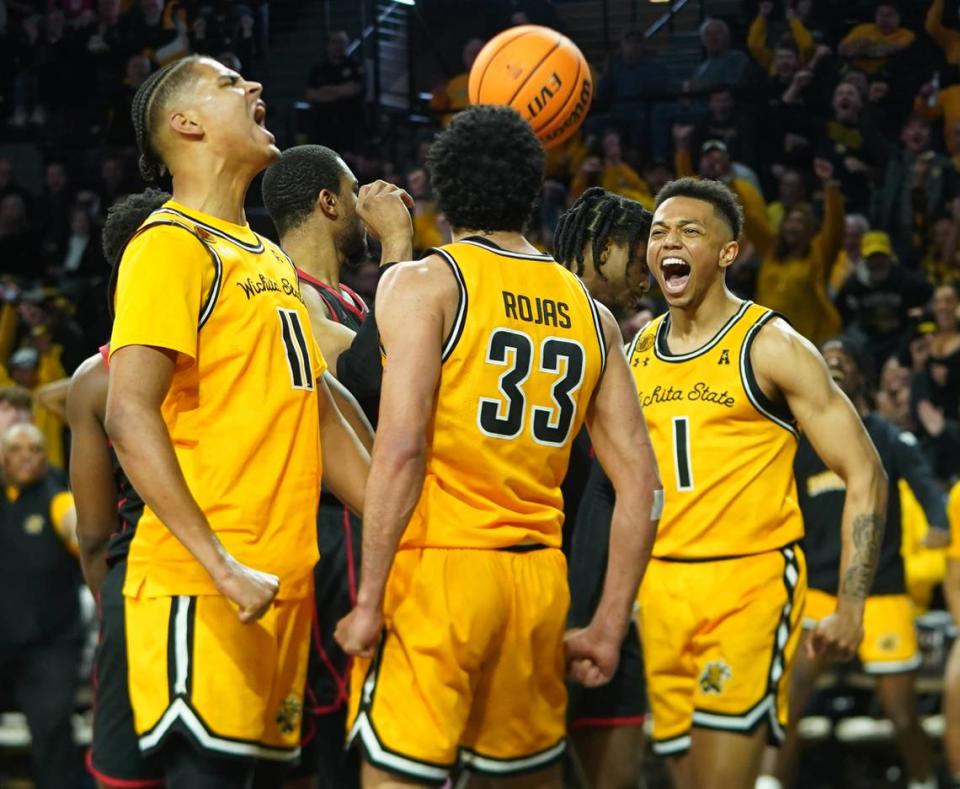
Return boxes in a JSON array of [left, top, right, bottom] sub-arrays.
[[718, 349, 730, 365]]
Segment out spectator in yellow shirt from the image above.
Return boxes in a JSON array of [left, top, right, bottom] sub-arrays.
[[838, 3, 915, 75], [754, 158, 843, 345], [7, 343, 67, 469], [747, 0, 815, 73], [915, 80, 960, 157], [926, 0, 960, 65], [429, 38, 484, 128], [766, 167, 809, 232]]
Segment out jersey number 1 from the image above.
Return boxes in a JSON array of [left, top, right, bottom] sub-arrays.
[[478, 328, 585, 446], [672, 416, 694, 491]]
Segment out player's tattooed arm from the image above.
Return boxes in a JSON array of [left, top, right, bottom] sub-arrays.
[[839, 512, 886, 602], [753, 319, 887, 659]]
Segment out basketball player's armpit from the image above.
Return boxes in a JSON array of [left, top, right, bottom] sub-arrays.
[[840, 512, 886, 601]]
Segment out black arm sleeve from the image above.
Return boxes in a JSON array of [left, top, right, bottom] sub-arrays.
[[335, 308, 383, 425], [567, 459, 617, 628], [895, 429, 949, 532]]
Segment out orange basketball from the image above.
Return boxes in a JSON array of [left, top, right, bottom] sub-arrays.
[[468, 25, 592, 149]]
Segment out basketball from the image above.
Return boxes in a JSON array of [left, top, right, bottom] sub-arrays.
[[468, 25, 592, 149]]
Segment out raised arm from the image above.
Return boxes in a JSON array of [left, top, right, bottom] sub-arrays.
[[65, 355, 116, 593], [813, 159, 845, 283], [335, 257, 455, 657], [754, 320, 887, 660], [566, 309, 662, 687]]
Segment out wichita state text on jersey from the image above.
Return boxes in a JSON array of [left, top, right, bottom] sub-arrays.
[[627, 301, 804, 558]]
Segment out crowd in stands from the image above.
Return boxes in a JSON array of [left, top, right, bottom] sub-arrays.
[[1, 0, 960, 781], [303, 0, 960, 610]]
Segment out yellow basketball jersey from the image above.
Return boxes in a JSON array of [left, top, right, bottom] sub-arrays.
[[627, 301, 803, 559], [401, 237, 606, 550], [111, 200, 324, 599]]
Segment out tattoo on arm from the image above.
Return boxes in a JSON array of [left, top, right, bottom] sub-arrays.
[[840, 513, 886, 600]]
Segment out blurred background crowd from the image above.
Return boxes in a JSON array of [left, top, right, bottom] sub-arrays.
[[2, 0, 960, 786]]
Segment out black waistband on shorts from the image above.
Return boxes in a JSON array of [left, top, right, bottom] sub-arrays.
[[498, 543, 549, 554], [656, 541, 798, 563]]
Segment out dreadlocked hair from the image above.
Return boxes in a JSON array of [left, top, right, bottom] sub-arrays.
[[553, 187, 653, 278], [104, 188, 172, 317], [131, 55, 202, 183]]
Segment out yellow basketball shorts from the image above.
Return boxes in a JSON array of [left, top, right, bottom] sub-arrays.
[[347, 547, 569, 783], [803, 589, 920, 674], [638, 545, 806, 757], [124, 590, 312, 763]]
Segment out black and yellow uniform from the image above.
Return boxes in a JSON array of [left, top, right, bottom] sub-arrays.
[[110, 201, 325, 763], [0, 474, 83, 789], [296, 269, 365, 788], [88, 345, 163, 789], [798, 415, 948, 673], [347, 236, 607, 781], [627, 301, 806, 756]]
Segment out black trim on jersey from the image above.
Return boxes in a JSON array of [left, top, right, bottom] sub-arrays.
[[574, 277, 607, 375], [197, 243, 223, 329], [184, 597, 196, 698], [655, 541, 797, 562], [114, 218, 223, 328], [152, 207, 265, 254], [429, 247, 468, 362], [458, 236, 554, 262], [740, 310, 797, 436], [498, 543, 549, 554], [166, 598, 179, 700], [654, 300, 751, 363]]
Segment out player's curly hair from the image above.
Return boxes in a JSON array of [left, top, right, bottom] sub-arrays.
[[103, 188, 171, 316], [131, 55, 202, 183], [554, 187, 652, 278], [262, 145, 346, 238], [427, 105, 544, 233], [654, 177, 744, 240]]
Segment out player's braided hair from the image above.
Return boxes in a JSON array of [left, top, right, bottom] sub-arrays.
[[131, 55, 201, 183], [103, 188, 172, 317], [554, 187, 652, 278]]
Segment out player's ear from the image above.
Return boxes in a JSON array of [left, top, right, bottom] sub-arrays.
[[717, 239, 739, 270], [598, 240, 612, 267], [317, 188, 339, 220], [169, 110, 203, 140]]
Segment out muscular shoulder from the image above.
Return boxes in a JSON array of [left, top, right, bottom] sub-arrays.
[[594, 300, 621, 350], [376, 254, 459, 311], [66, 353, 108, 425], [123, 221, 208, 263], [300, 279, 334, 322], [750, 316, 824, 398]]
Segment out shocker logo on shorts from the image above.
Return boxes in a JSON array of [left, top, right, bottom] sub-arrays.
[[878, 633, 901, 653], [275, 695, 302, 735], [699, 661, 732, 694]]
